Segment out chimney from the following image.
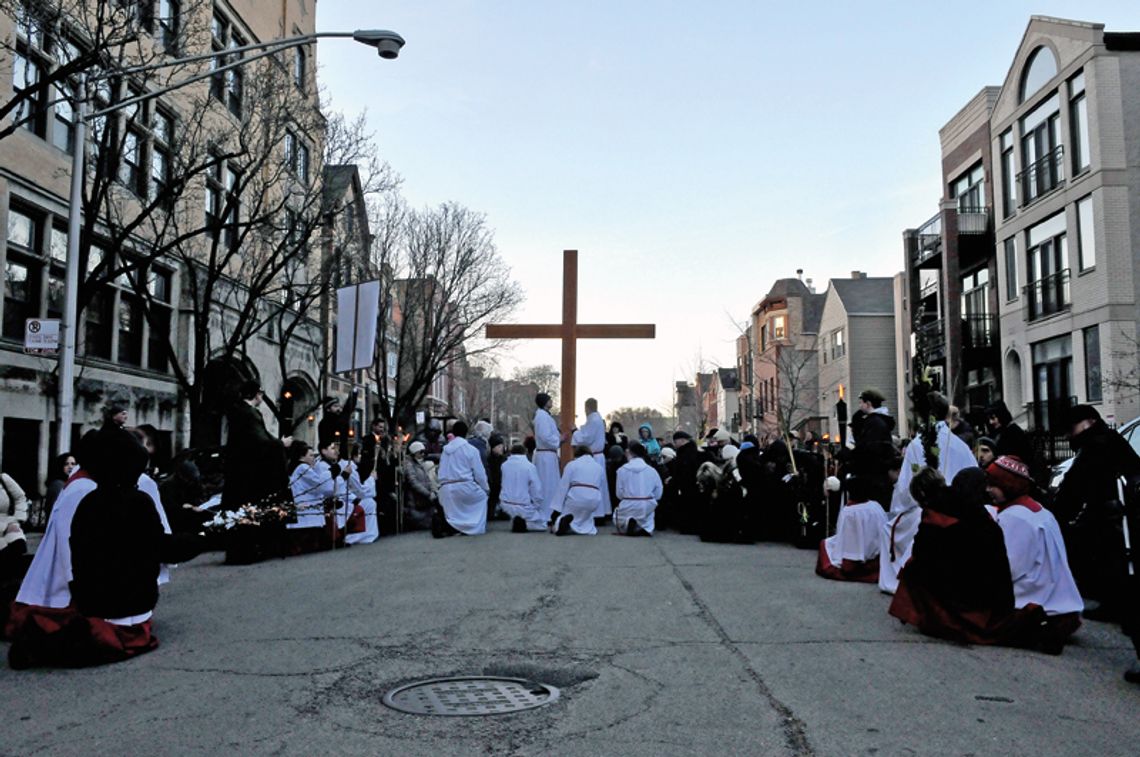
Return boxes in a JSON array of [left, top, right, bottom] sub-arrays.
[[805, 277, 814, 293], [850, 270, 866, 279], [796, 268, 803, 281]]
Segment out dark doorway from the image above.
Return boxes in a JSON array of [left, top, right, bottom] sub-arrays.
[[2, 417, 42, 499]]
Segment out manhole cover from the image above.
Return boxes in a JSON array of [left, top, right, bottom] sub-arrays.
[[381, 676, 561, 716]]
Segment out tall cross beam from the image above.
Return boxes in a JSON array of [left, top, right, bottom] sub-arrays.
[[486, 249, 655, 464]]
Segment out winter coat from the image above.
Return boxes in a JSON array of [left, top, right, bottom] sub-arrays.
[[1, 472, 29, 551]]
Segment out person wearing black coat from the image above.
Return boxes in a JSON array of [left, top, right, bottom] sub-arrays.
[[222, 381, 290, 510], [985, 400, 1032, 463], [1052, 405, 1140, 682], [666, 431, 707, 534]]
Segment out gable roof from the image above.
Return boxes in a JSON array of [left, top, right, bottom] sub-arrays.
[[829, 278, 895, 316], [801, 292, 827, 333], [717, 367, 739, 390]]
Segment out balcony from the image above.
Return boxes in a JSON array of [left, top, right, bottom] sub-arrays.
[[1017, 146, 1065, 208], [913, 212, 942, 266], [1023, 269, 1071, 321], [915, 318, 945, 362], [962, 313, 997, 349], [956, 206, 991, 235]]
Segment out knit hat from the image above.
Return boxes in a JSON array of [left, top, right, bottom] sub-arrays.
[[672, 430, 692, 442], [721, 444, 740, 463], [976, 435, 996, 451], [473, 420, 493, 439], [712, 428, 732, 443], [859, 387, 886, 405], [659, 447, 677, 462], [985, 455, 1033, 499], [739, 441, 755, 451], [408, 441, 425, 455]]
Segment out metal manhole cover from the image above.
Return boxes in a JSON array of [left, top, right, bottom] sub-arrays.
[[381, 676, 561, 716]]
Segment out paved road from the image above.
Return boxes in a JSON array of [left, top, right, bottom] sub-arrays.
[[3, 524, 1138, 756]]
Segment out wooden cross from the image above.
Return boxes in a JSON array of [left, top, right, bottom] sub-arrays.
[[486, 249, 655, 464]]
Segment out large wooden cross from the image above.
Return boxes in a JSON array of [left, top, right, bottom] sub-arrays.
[[486, 249, 655, 464]]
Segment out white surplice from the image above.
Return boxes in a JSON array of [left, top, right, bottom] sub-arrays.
[[533, 408, 562, 519], [823, 499, 888, 567], [572, 410, 611, 517], [498, 453, 547, 531], [345, 467, 380, 544], [288, 461, 338, 529], [879, 422, 977, 593], [996, 501, 1084, 616], [437, 436, 489, 535], [614, 457, 663, 534], [549, 455, 605, 535]]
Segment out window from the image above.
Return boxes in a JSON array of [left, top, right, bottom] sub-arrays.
[[206, 154, 241, 249], [155, 0, 180, 52], [829, 328, 845, 360], [1076, 195, 1095, 271], [951, 163, 985, 212], [1031, 334, 1073, 432], [1025, 213, 1069, 320], [285, 130, 310, 183], [1000, 130, 1016, 218], [145, 267, 172, 371], [1003, 237, 1018, 301], [294, 45, 307, 89], [118, 290, 143, 365], [772, 314, 786, 340], [12, 47, 46, 136], [1084, 326, 1102, 402], [1019, 95, 1063, 206], [1020, 46, 1057, 103], [387, 351, 398, 379], [150, 108, 174, 201], [210, 11, 245, 117], [1070, 72, 1089, 174], [119, 127, 146, 196], [4, 207, 40, 340], [51, 78, 77, 152]]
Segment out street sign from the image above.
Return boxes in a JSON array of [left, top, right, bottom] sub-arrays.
[[24, 318, 60, 355], [335, 280, 381, 373], [415, 411, 425, 425]]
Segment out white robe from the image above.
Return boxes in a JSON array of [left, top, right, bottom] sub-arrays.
[[17, 473, 171, 624], [289, 462, 338, 529], [345, 468, 380, 544], [437, 437, 489, 535], [498, 454, 547, 531], [549, 455, 604, 535], [880, 422, 977, 593], [533, 409, 562, 520], [614, 457, 663, 534], [572, 410, 611, 517], [997, 502, 1084, 616], [823, 500, 888, 566]]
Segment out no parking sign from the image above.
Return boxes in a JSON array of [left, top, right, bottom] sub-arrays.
[[24, 318, 60, 355]]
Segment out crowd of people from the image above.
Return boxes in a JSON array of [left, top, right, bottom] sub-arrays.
[[2, 382, 1138, 684]]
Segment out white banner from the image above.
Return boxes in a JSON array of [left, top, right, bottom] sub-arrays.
[[335, 280, 381, 373]]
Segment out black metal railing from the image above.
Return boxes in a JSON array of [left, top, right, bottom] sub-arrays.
[[1017, 145, 1065, 207], [915, 318, 945, 361], [962, 313, 997, 349], [913, 212, 942, 265], [1023, 269, 1071, 320], [956, 206, 991, 235]]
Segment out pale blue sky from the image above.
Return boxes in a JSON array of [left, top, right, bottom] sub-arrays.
[[315, 1, 1140, 421]]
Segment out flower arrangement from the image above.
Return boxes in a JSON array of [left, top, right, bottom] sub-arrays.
[[202, 494, 302, 532]]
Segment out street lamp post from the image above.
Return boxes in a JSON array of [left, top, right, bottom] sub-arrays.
[[55, 29, 404, 454]]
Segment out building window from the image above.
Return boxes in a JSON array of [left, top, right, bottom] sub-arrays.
[[829, 328, 845, 360], [1083, 326, 1102, 403], [119, 126, 146, 196], [206, 154, 241, 249], [1019, 95, 1063, 207], [51, 78, 77, 153], [285, 130, 310, 183], [155, 0, 180, 52], [4, 207, 41, 340], [1019, 46, 1057, 103], [1003, 237, 1018, 301], [1024, 213, 1069, 320], [999, 130, 1016, 218], [12, 47, 47, 137], [210, 11, 245, 117], [387, 351, 398, 379], [1069, 72, 1089, 174], [1031, 333, 1072, 432], [294, 45, 307, 89], [772, 314, 786, 340], [950, 162, 985, 212], [150, 108, 174, 201], [146, 267, 172, 371], [1076, 194, 1095, 271]]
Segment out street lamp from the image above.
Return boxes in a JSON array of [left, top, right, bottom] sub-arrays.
[[56, 29, 404, 454]]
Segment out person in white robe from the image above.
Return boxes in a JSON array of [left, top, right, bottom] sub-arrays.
[[549, 446, 605, 535], [436, 421, 490, 536], [880, 406, 977, 594], [985, 455, 1083, 650], [288, 442, 338, 531], [533, 392, 562, 523], [614, 442, 663, 536], [499, 444, 547, 532], [345, 452, 380, 544], [817, 473, 889, 581], [571, 397, 611, 518]]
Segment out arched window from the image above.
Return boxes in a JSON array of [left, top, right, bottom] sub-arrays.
[[1020, 46, 1057, 103]]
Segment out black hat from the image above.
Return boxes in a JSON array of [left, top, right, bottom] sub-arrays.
[[239, 380, 262, 400], [672, 430, 692, 442], [1066, 404, 1101, 428], [859, 388, 885, 406]]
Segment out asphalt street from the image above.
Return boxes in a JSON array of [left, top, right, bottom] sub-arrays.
[[2, 523, 1138, 756]]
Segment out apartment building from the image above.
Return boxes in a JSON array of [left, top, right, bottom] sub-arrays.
[[991, 16, 1140, 430]]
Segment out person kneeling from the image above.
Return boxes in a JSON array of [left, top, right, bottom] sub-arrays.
[[498, 444, 547, 533], [890, 468, 1048, 648], [614, 442, 663, 537], [435, 421, 490, 538], [816, 473, 888, 582], [549, 445, 605, 536], [6, 427, 201, 669]]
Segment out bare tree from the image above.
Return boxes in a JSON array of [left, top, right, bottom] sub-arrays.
[[371, 196, 523, 429], [512, 363, 559, 399], [607, 406, 672, 437], [756, 337, 819, 443], [1104, 330, 1140, 407]]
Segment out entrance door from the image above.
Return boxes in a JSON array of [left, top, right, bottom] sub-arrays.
[[2, 418, 41, 499]]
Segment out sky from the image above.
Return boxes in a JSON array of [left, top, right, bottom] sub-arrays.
[[314, 0, 1140, 422]]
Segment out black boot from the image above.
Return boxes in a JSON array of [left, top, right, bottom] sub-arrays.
[[511, 516, 528, 533], [555, 513, 573, 536]]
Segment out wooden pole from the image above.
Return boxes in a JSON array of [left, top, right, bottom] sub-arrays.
[[560, 250, 578, 466]]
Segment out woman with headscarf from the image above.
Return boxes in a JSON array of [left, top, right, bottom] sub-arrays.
[[637, 423, 662, 462], [889, 467, 1047, 648], [7, 426, 201, 668]]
